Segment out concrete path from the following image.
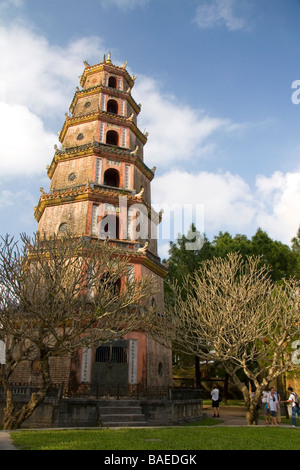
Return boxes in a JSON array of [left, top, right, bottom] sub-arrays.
[[204, 405, 299, 427], [205, 405, 248, 426], [0, 431, 18, 450]]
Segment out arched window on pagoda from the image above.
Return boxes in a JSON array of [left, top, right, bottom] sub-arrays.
[[107, 99, 118, 114], [100, 214, 120, 240], [104, 168, 120, 188], [108, 76, 117, 89], [106, 130, 119, 146]]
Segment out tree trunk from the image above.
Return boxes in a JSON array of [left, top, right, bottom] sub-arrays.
[[222, 373, 229, 404], [224, 365, 262, 425], [194, 356, 201, 389], [246, 402, 260, 425], [244, 387, 264, 425], [2, 354, 52, 430], [2, 386, 15, 430], [3, 387, 49, 430]]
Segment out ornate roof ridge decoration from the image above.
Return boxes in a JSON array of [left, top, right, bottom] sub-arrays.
[[28, 234, 166, 277], [62, 109, 142, 128], [58, 110, 147, 145], [79, 53, 135, 89], [101, 239, 168, 277], [54, 142, 94, 155], [69, 84, 141, 115], [34, 183, 157, 222], [39, 184, 133, 200], [48, 141, 155, 181]]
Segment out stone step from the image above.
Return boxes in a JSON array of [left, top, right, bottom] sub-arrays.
[[101, 421, 148, 428], [98, 401, 147, 427], [99, 406, 143, 415], [100, 413, 146, 423], [98, 400, 140, 407]]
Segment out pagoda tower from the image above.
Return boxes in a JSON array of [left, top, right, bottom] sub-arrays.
[[34, 53, 172, 395]]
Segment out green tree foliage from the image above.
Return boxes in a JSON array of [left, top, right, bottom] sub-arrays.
[[165, 224, 214, 298], [165, 225, 300, 288], [291, 226, 300, 278], [164, 225, 300, 394]]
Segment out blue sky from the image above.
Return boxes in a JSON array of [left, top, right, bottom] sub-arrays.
[[1, 0, 300, 258]]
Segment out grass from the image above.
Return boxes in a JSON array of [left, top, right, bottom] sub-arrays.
[[7, 401, 300, 450], [10, 422, 300, 451]]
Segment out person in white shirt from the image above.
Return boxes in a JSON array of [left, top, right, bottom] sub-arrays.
[[211, 384, 220, 418], [261, 389, 271, 424], [282, 386, 300, 427], [267, 387, 279, 425]]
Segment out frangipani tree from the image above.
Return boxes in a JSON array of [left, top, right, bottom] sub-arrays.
[[164, 253, 300, 424], [0, 233, 156, 429]]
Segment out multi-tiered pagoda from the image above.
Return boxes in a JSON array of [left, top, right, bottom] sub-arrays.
[[34, 53, 172, 395]]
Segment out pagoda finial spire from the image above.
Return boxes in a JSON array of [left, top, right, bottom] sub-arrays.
[[106, 52, 112, 64]]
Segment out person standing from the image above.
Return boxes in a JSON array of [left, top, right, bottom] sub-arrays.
[[275, 389, 281, 423], [261, 388, 271, 424], [282, 387, 300, 427], [211, 384, 220, 418], [267, 387, 279, 426]]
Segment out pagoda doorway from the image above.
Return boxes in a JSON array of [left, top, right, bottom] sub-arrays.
[[91, 340, 129, 396]]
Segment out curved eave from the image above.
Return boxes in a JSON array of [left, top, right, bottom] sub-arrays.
[[109, 246, 168, 278], [34, 185, 153, 222], [58, 111, 147, 146], [126, 252, 168, 278], [69, 85, 141, 115], [79, 62, 134, 89], [47, 142, 154, 182]]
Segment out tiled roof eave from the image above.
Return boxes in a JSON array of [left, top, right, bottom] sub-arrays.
[[47, 142, 154, 182]]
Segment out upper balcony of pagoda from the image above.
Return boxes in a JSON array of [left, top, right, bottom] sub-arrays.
[[34, 181, 155, 223], [47, 141, 155, 183], [78, 54, 135, 94], [58, 110, 147, 148], [69, 83, 141, 118]]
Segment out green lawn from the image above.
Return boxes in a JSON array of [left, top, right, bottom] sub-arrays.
[[10, 424, 300, 451]]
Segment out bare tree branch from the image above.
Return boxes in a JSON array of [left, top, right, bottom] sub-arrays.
[[162, 253, 300, 424], [0, 233, 157, 429]]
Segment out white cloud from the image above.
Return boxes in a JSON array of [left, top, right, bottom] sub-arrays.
[[0, 24, 104, 118], [135, 76, 228, 167], [0, 23, 105, 177], [0, 102, 56, 176], [195, 0, 247, 31], [152, 169, 256, 238], [153, 168, 300, 246], [255, 170, 300, 244]]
